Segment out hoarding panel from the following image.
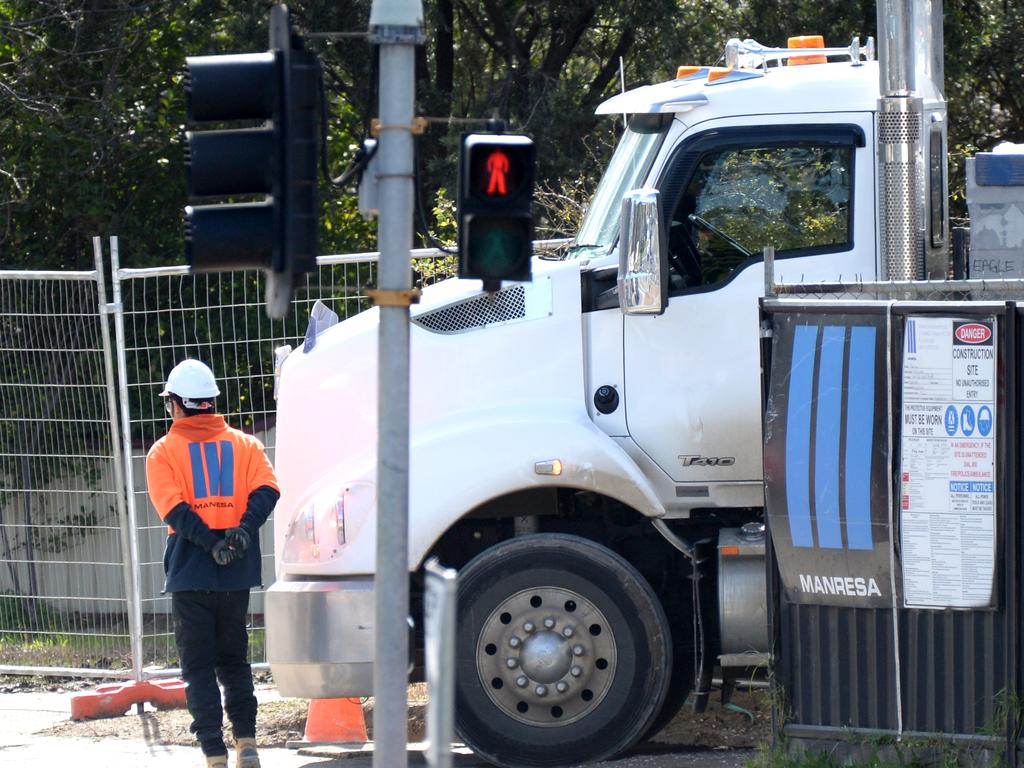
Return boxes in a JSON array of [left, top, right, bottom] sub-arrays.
[[764, 311, 894, 608]]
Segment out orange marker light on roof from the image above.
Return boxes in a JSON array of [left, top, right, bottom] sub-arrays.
[[676, 66, 702, 79], [706, 67, 733, 82], [788, 34, 826, 65]]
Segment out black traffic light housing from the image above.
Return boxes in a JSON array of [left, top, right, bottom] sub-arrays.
[[184, 4, 318, 318], [457, 133, 535, 291]]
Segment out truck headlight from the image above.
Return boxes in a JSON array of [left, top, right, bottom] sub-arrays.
[[282, 481, 374, 564]]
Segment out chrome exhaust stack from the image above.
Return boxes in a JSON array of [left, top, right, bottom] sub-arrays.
[[876, 0, 948, 280]]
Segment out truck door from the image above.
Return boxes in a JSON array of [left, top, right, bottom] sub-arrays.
[[623, 117, 875, 498]]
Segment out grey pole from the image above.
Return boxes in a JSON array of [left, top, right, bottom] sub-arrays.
[[108, 237, 146, 685], [368, 2, 424, 768], [93, 237, 143, 686]]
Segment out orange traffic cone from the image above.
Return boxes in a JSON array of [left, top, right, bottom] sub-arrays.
[[295, 698, 368, 746]]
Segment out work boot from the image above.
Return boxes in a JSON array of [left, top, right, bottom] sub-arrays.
[[205, 755, 228, 768], [235, 736, 261, 768]]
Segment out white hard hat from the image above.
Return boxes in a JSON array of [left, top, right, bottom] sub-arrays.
[[159, 359, 220, 408]]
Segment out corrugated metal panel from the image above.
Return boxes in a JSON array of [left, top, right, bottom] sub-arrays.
[[781, 609, 1010, 735], [900, 610, 1008, 734], [780, 605, 897, 729]]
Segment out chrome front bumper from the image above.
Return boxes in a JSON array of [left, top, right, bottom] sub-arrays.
[[266, 577, 375, 698]]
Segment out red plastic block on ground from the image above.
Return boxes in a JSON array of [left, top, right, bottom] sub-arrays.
[[70, 678, 188, 720]]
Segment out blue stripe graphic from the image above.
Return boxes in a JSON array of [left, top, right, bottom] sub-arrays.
[[907, 318, 917, 353], [844, 326, 876, 549], [219, 441, 234, 496], [203, 442, 221, 495], [188, 443, 208, 499], [814, 326, 845, 548], [786, 325, 817, 547], [202, 441, 234, 496]]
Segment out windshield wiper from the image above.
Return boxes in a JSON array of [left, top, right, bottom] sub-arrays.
[[565, 242, 611, 259]]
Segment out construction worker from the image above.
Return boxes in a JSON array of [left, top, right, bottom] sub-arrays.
[[145, 359, 280, 768]]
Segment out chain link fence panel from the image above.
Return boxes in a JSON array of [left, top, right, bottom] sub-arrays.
[[114, 254, 392, 671], [0, 236, 566, 677], [0, 260, 135, 677]]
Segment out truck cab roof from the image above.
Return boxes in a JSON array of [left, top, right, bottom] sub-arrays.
[[597, 59, 882, 119]]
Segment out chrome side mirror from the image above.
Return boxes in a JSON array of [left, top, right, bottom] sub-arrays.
[[618, 188, 666, 315]]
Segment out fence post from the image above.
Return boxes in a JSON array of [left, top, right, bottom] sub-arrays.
[[107, 236, 146, 683], [92, 237, 143, 684]]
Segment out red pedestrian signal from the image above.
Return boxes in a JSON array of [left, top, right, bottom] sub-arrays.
[[485, 150, 509, 196], [458, 134, 535, 289]]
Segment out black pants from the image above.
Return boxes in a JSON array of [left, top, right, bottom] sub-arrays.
[[172, 589, 257, 756]]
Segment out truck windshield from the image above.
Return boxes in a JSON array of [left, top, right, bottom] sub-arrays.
[[569, 114, 669, 259]]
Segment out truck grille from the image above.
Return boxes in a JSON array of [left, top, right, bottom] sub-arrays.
[[413, 286, 527, 334]]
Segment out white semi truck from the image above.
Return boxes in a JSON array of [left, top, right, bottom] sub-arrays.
[[266, 1, 953, 764]]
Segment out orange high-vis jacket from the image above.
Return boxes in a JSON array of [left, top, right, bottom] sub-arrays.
[[146, 414, 279, 531]]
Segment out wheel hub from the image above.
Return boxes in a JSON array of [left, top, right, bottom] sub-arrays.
[[519, 631, 571, 683], [476, 586, 616, 727]]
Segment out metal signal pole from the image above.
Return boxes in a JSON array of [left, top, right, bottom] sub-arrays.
[[368, 1, 423, 767]]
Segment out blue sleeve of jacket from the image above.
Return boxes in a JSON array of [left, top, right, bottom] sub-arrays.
[[164, 502, 220, 553], [239, 485, 280, 535]]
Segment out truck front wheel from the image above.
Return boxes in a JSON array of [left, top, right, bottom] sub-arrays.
[[454, 533, 671, 767]]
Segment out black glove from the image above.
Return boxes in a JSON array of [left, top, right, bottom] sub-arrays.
[[225, 526, 251, 552], [211, 538, 240, 566]]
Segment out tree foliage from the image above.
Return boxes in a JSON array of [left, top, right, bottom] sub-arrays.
[[1, 0, 1022, 268]]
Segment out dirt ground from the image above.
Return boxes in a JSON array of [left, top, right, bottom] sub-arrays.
[[649, 689, 770, 749], [30, 677, 770, 752]]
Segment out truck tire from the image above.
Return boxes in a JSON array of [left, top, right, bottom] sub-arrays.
[[454, 533, 672, 767]]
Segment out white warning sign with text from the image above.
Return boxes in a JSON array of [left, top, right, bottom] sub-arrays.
[[900, 316, 997, 609]]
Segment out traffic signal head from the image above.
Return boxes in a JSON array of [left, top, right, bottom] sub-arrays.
[[183, 5, 318, 319], [458, 134, 535, 289], [184, 52, 280, 271]]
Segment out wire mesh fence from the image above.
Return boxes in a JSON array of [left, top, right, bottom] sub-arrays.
[[762, 244, 1024, 303], [766, 280, 1024, 306], [0, 236, 564, 678], [114, 253, 394, 670], [0, 266, 134, 677]]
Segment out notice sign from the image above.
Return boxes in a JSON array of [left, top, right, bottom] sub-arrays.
[[899, 316, 997, 609]]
